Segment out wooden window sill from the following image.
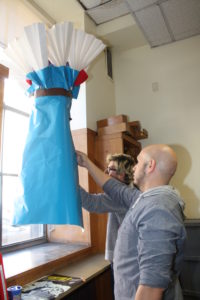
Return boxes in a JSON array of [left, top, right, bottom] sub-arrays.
[[50, 253, 111, 299], [4, 242, 93, 287]]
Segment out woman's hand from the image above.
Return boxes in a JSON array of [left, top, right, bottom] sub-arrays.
[[76, 150, 89, 168], [76, 150, 110, 188]]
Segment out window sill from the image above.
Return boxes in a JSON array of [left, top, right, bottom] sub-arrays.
[[4, 242, 93, 287]]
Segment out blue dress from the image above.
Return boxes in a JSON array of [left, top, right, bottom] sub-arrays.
[[13, 65, 83, 226]]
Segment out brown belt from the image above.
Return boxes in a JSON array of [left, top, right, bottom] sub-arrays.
[[35, 88, 72, 98]]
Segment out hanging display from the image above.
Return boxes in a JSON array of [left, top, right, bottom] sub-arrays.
[[3, 22, 105, 226]]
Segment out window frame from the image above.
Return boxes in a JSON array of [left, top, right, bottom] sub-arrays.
[[0, 65, 100, 289], [0, 65, 47, 253]]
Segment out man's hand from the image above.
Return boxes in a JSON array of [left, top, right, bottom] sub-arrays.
[[135, 285, 164, 300]]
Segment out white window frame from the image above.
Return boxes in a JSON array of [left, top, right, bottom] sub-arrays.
[[0, 71, 47, 254]]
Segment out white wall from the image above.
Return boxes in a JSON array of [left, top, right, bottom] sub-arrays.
[[70, 83, 87, 130], [84, 15, 116, 131], [0, 0, 42, 46], [33, 0, 84, 29], [113, 35, 200, 218]]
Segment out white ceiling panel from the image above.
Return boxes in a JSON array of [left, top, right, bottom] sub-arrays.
[[86, 0, 129, 24], [126, 0, 158, 12], [161, 0, 200, 41], [135, 5, 172, 47], [79, 0, 110, 9], [77, 0, 200, 48]]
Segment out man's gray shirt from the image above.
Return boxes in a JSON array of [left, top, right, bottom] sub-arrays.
[[80, 184, 135, 262], [80, 178, 186, 300], [106, 212, 126, 261]]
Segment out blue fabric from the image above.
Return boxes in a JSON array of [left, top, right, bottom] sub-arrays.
[[26, 65, 80, 99], [13, 65, 83, 225]]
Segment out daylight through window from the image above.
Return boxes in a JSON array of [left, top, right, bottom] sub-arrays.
[[0, 77, 46, 251]]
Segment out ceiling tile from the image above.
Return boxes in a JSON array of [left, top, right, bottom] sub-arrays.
[[86, 0, 129, 25], [134, 4, 172, 47], [161, 0, 200, 41], [126, 0, 158, 12], [77, 0, 200, 49], [79, 0, 110, 10]]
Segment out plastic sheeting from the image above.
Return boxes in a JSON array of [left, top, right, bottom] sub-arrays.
[[13, 65, 83, 226]]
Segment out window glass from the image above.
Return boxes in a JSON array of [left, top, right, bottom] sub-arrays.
[[1, 77, 46, 249], [2, 176, 44, 246], [2, 110, 29, 174], [4, 78, 33, 114]]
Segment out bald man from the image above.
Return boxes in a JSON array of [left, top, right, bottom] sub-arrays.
[[76, 144, 186, 300]]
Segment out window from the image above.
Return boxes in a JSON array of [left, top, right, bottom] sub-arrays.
[[0, 72, 46, 252], [106, 47, 113, 80], [0, 65, 98, 287]]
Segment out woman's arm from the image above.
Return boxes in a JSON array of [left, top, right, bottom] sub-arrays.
[[77, 150, 141, 209], [76, 150, 109, 187], [80, 186, 128, 213]]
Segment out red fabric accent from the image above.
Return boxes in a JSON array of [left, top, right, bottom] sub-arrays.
[[74, 70, 88, 86], [0, 253, 8, 300], [26, 79, 32, 85]]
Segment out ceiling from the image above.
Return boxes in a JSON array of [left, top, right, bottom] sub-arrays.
[[77, 0, 200, 50]]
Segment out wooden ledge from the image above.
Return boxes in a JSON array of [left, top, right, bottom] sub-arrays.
[[0, 64, 9, 78], [4, 242, 93, 287], [56, 253, 110, 282]]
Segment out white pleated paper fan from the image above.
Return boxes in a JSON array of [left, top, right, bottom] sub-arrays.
[[3, 38, 32, 74], [47, 22, 74, 66], [3, 21, 106, 79], [68, 29, 106, 70], [82, 38, 105, 69], [22, 23, 48, 71], [69, 29, 88, 70]]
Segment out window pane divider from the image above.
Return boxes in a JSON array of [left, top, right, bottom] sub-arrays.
[[3, 104, 30, 117], [0, 173, 18, 177]]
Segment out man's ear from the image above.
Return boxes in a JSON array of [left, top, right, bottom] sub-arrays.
[[147, 159, 156, 173]]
